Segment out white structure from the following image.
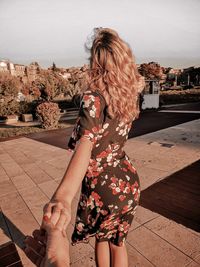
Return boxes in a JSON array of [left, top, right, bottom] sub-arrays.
[[16, 92, 26, 102], [0, 60, 9, 72], [0, 59, 16, 75], [142, 80, 160, 109]]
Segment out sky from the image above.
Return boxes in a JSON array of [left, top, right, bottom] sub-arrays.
[[0, 0, 199, 69]]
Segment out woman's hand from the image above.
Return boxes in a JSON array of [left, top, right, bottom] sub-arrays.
[[42, 199, 71, 237]]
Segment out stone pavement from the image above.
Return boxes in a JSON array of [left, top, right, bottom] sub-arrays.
[[0, 119, 200, 267]]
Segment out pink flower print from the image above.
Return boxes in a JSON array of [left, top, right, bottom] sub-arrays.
[[119, 195, 126, 202], [100, 209, 109, 216], [119, 179, 126, 192], [91, 178, 98, 189], [118, 221, 130, 233], [93, 96, 100, 118], [122, 205, 129, 214], [123, 159, 136, 173]]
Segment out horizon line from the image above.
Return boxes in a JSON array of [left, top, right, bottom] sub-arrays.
[[0, 57, 200, 70]]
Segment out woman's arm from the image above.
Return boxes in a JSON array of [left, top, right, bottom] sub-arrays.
[[52, 136, 93, 205], [43, 136, 93, 229], [42, 91, 103, 229]]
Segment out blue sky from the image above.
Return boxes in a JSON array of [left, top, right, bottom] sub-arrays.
[[0, 0, 199, 68]]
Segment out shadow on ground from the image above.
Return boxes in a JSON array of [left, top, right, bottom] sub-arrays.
[[0, 211, 25, 250], [140, 159, 200, 232], [0, 211, 25, 266]]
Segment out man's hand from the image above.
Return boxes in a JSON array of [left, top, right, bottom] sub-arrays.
[[43, 200, 71, 237], [24, 212, 70, 267]]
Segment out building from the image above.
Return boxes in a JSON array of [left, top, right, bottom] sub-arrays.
[[0, 59, 41, 83], [0, 59, 15, 75], [14, 64, 26, 78], [26, 62, 40, 81]]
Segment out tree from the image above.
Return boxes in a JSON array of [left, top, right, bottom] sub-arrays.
[[35, 70, 69, 101], [138, 62, 163, 80], [0, 72, 21, 99], [67, 68, 88, 98], [21, 81, 41, 99], [180, 67, 200, 86], [52, 62, 57, 72]]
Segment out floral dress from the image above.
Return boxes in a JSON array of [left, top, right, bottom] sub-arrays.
[[67, 89, 141, 247]]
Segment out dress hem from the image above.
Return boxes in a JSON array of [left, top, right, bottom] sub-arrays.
[[71, 232, 127, 247]]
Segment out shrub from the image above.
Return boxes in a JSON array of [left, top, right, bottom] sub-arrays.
[[0, 72, 20, 98], [0, 99, 39, 118], [0, 99, 20, 116], [36, 101, 60, 129], [19, 101, 38, 116], [160, 88, 200, 104], [35, 70, 69, 101]]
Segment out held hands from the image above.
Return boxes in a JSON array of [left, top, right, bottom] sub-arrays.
[[42, 199, 71, 237], [24, 214, 70, 267]]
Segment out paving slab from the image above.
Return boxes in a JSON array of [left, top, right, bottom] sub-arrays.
[[1, 162, 24, 178], [36, 161, 65, 180], [11, 173, 36, 191], [0, 180, 17, 197], [127, 225, 193, 267], [127, 243, 154, 267], [19, 186, 49, 209], [144, 216, 200, 263], [38, 180, 59, 198], [0, 192, 27, 214], [21, 163, 53, 184]]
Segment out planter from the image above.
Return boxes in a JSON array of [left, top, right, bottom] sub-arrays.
[[21, 114, 33, 122], [5, 115, 19, 124]]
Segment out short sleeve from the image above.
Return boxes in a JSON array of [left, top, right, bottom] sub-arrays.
[[67, 90, 105, 151]]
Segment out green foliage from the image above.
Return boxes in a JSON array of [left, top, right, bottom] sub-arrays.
[[0, 99, 20, 116], [160, 88, 200, 105], [0, 72, 21, 99], [21, 81, 41, 99], [138, 62, 163, 80], [0, 99, 38, 117], [67, 70, 88, 98], [35, 70, 69, 101], [36, 101, 60, 129]]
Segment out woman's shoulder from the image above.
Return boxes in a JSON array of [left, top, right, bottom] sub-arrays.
[[82, 89, 106, 107]]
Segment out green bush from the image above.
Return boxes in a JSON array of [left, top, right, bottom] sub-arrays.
[[19, 101, 38, 117], [36, 101, 60, 129], [160, 88, 200, 105], [0, 99, 20, 116], [0, 99, 38, 118]]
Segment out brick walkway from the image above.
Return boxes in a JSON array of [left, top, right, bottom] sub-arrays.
[[0, 119, 200, 266]]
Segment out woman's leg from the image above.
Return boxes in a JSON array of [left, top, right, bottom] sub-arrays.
[[109, 242, 128, 267], [95, 239, 110, 267]]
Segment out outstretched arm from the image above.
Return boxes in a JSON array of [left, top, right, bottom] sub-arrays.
[[43, 136, 93, 229], [42, 91, 104, 230], [53, 136, 92, 205]]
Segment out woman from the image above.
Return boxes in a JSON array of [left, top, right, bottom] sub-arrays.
[[42, 27, 145, 267]]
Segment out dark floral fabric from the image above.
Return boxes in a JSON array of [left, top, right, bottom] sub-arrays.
[[67, 90, 140, 246]]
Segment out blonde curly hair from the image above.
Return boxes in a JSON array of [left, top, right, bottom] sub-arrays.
[[85, 27, 145, 123]]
